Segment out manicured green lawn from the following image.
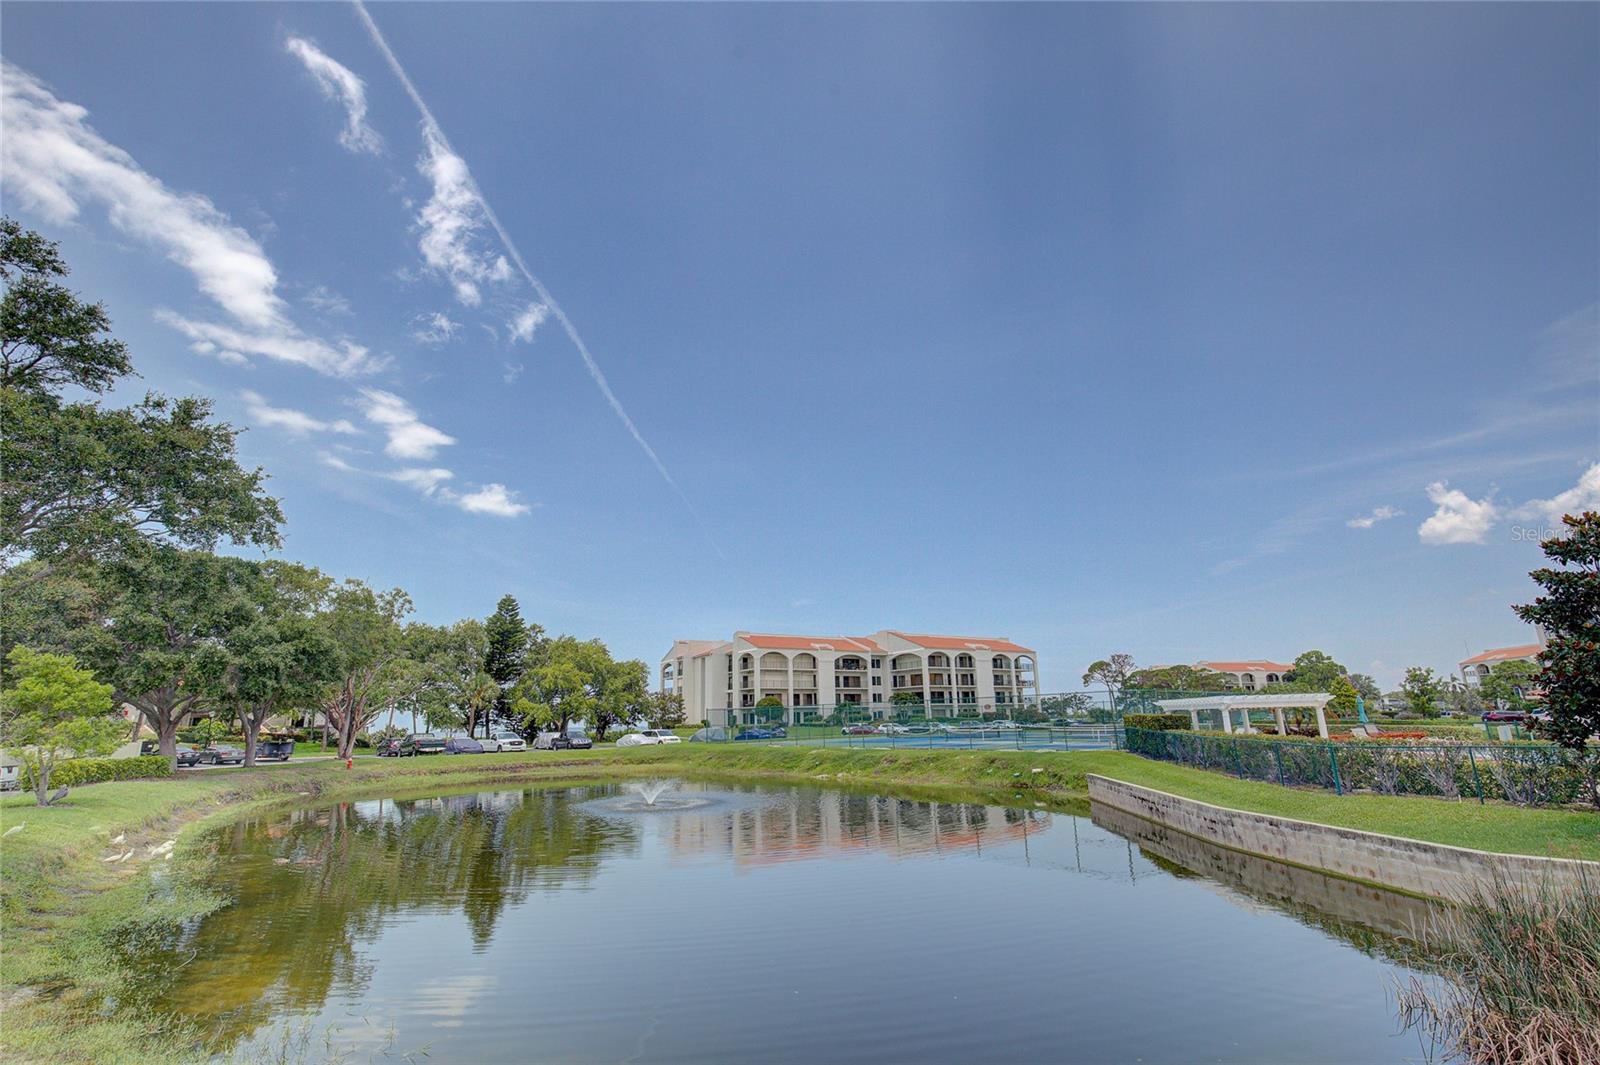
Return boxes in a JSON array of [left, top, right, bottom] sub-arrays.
[[1064, 751, 1600, 861]]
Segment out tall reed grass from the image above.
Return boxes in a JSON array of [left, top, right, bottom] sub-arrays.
[[1399, 873, 1600, 1065]]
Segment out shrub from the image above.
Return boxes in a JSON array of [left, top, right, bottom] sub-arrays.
[[18, 754, 173, 790], [1123, 713, 1191, 732]]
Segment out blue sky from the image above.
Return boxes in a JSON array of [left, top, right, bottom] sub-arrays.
[[2, 3, 1595, 690]]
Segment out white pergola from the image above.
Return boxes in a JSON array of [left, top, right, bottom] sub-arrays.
[[1156, 693, 1337, 739]]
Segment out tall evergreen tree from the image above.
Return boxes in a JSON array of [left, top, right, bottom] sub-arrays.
[[483, 594, 530, 736]]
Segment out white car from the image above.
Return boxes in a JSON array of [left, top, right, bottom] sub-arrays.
[[618, 728, 681, 747], [483, 732, 526, 753]]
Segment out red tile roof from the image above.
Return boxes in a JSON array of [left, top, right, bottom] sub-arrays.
[[1460, 644, 1544, 667], [886, 632, 1034, 654], [1197, 660, 1295, 674], [737, 633, 885, 652]]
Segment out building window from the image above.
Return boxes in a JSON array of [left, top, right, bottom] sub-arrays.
[[871, 675, 881, 686], [871, 658, 882, 669]]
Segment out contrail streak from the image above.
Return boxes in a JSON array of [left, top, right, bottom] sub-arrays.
[[353, 1, 723, 556]]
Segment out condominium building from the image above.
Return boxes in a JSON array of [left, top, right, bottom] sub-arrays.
[[661, 631, 1039, 726], [1194, 660, 1296, 691], [1459, 643, 1544, 685]]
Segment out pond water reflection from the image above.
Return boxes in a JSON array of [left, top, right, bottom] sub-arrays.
[[139, 781, 1442, 1063]]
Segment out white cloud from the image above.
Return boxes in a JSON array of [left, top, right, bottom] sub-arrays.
[[508, 302, 549, 343], [1346, 505, 1403, 530], [319, 451, 360, 473], [241, 390, 358, 437], [356, 388, 455, 459], [385, 466, 454, 495], [1418, 482, 1500, 545], [159, 311, 379, 376], [3, 62, 284, 328], [501, 361, 524, 385], [285, 38, 382, 155], [410, 311, 460, 345], [415, 128, 512, 306], [381, 466, 530, 517], [304, 285, 352, 315], [1510, 462, 1600, 524], [3, 62, 382, 378], [453, 483, 530, 517], [187, 339, 248, 366]]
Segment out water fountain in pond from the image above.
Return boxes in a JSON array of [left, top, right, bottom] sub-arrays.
[[578, 779, 750, 817], [633, 780, 672, 807]]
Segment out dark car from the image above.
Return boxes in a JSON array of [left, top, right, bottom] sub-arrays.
[[840, 724, 876, 735], [443, 737, 485, 755], [375, 737, 404, 757], [399, 734, 447, 756], [199, 745, 245, 766], [176, 747, 205, 767], [257, 737, 295, 762], [736, 727, 788, 741], [1482, 710, 1529, 723], [535, 730, 594, 750]]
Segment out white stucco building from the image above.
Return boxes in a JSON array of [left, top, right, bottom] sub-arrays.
[[661, 631, 1039, 726], [1194, 660, 1296, 691], [1459, 643, 1544, 685]]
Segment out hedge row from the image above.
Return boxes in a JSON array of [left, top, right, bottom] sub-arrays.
[[20, 755, 174, 790], [1124, 727, 1594, 807], [1122, 713, 1191, 732]]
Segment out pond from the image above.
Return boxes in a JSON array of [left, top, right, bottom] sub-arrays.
[[137, 781, 1444, 1063]]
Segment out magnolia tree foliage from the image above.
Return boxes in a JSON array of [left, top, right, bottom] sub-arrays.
[[1515, 512, 1600, 753], [0, 646, 120, 806]]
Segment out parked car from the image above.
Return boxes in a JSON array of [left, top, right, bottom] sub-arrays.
[[688, 726, 729, 742], [736, 727, 787, 740], [1481, 710, 1529, 723], [398, 734, 447, 756], [840, 724, 877, 735], [482, 732, 527, 753], [256, 737, 295, 762], [198, 745, 245, 766], [534, 730, 595, 750], [444, 736, 485, 754], [176, 747, 206, 767], [989, 720, 1020, 730], [616, 729, 679, 746], [954, 720, 985, 731]]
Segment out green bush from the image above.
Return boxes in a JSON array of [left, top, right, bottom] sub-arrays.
[[1123, 713, 1191, 732], [19, 754, 173, 790]]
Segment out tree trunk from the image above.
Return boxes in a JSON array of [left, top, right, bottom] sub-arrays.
[[241, 711, 262, 767], [33, 761, 50, 807], [154, 713, 179, 759]]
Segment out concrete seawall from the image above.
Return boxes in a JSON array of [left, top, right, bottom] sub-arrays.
[[1087, 774, 1598, 900]]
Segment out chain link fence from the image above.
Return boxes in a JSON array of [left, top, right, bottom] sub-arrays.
[[1123, 727, 1593, 807]]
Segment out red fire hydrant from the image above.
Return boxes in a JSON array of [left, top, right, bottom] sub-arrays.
[[345, 757, 353, 770]]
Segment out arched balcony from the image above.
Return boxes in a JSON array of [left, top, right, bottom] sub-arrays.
[[891, 653, 924, 693]]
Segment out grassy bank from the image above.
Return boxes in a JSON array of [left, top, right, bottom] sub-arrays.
[[2, 744, 1598, 1064]]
